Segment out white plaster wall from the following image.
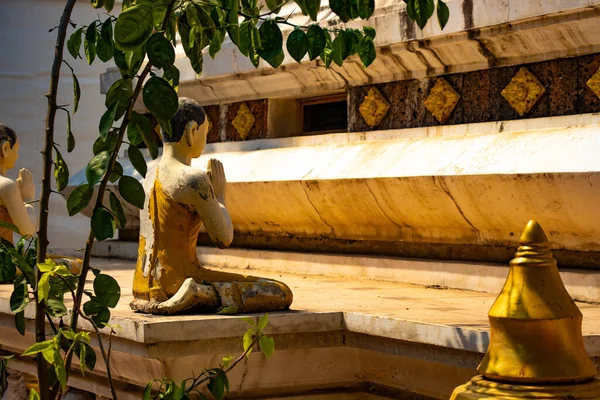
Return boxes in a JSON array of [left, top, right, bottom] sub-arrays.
[[0, 0, 115, 249]]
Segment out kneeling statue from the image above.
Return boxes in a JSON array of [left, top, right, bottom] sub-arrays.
[[130, 98, 293, 315]]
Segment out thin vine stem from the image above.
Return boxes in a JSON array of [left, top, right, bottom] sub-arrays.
[[37, 0, 78, 398]]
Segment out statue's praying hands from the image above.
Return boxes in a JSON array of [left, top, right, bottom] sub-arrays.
[[16, 168, 35, 203], [207, 158, 226, 204]]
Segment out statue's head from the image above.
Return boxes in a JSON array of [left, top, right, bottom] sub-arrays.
[[0, 124, 19, 170], [164, 98, 209, 158]]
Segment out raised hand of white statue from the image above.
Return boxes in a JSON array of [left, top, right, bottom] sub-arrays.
[[206, 159, 226, 204], [16, 168, 35, 203]]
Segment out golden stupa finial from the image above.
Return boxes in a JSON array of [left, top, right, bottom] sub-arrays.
[[451, 220, 600, 399]]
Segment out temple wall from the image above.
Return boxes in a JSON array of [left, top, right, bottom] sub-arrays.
[[0, 0, 115, 249]]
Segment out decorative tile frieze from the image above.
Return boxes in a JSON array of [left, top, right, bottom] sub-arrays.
[[501, 67, 546, 116], [586, 66, 600, 100], [359, 88, 390, 128], [231, 102, 255, 140], [423, 78, 460, 123]]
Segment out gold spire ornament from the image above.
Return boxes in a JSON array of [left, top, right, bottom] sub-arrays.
[[451, 220, 600, 399]]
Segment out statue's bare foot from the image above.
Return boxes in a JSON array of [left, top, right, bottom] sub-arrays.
[[130, 278, 220, 315], [130, 271, 293, 315]]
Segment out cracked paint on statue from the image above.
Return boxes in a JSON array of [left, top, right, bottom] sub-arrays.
[[130, 98, 293, 315]]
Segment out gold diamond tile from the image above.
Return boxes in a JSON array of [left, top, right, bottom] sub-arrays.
[[231, 102, 255, 140], [359, 88, 390, 128], [423, 78, 460, 123], [586, 66, 600, 100], [501, 67, 546, 116]]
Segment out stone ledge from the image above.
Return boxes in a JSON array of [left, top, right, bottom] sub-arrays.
[[90, 241, 600, 304]]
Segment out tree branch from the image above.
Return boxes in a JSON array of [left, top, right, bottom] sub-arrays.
[[37, 1, 78, 398]]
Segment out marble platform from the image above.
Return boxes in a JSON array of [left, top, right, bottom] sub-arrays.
[[1, 258, 599, 399]]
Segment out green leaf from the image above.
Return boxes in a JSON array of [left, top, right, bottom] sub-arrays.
[[54, 349, 67, 390], [91, 207, 115, 241], [22, 340, 53, 356], [142, 77, 179, 121], [125, 46, 145, 75], [266, 0, 283, 13], [94, 274, 121, 308], [208, 373, 225, 400], [41, 346, 54, 365], [0, 221, 19, 234], [413, 0, 435, 29], [78, 341, 87, 376], [406, 0, 416, 20], [114, 3, 154, 51], [9, 249, 35, 285], [265, 50, 284, 68], [109, 161, 123, 183], [67, 27, 84, 59], [216, 305, 238, 315], [104, 0, 115, 12], [99, 102, 118, 140], [118, 176, 145, 209], [91, 0, 105, 8], [128, 145, 147, 178], [97, 37, 114, 63], [133, 114, 159, 159], [332, 32, 347, 66], [305, 0, 320, 21], [158, 118, 172, 139], [53, 149, 69, 192], [128, 112, 153, 147], [0, 252, 16, 284], [72, 71, 81, 114], [242, 316, 256, 327], [363, 26, 376, 40], [437, 0, 449, 29], [74, 342, 96, 373], [28, 389, 40, 400], [46, 298, 67, 317], [10, 280, 28, 313], [146, 32, 175, 69], [105, 78, 133, 120], [83, 298, 111, 327], [257, 313, 269, 331], [143, 382, 153, 400], [226, 10, 240, 46], [109, 191, 127, 228], [163, 65, 180, 91], [258, 20, 282, 61], [294, 0, 310, 16], [330, 0, 351, 22], [243, 328, 254, 356], [38, 272, 51, 303], [237, 20, 253, 57], [94, 128, 118, 156], [306, 25, 326, 61], [320, 29, 333, 68], [66, 112, 75, 155], [209, 29, 226, 59], [67, 184, 94, 216], [358, 0, 375, 19], [259, 336, 275, 357], [84, 22, 97, 64], [86, 151, 111, 186], [287, 29, 308, 63], [15, 310, 25, 335], [358, 37, 376, 67]]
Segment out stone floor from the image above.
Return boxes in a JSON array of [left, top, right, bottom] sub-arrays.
[[1, 258, 600, 399]]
